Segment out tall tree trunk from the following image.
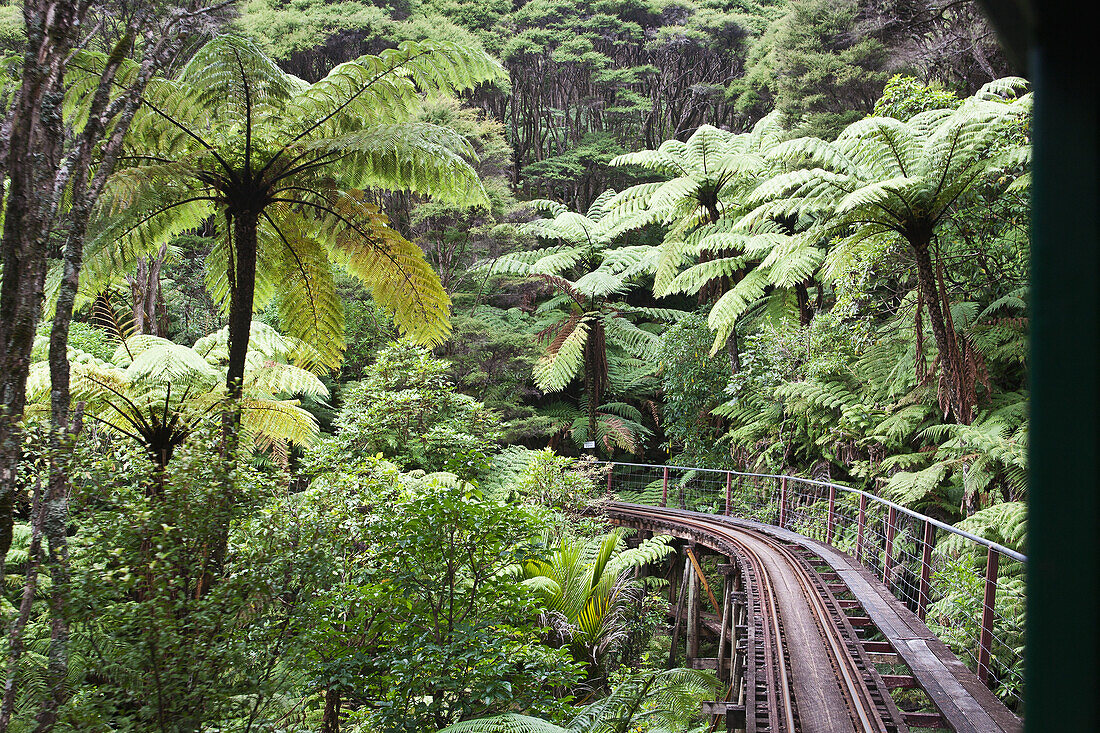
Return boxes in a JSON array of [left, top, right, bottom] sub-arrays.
[[0, 479, 44, 731], [585, 342, 598, 450], [202, 209, 259, 598], [226, 211, 259, 400], [726, 328, 740, 374], [320, 689, 341, 733], [911, 239, 972, 424], [0, 0, 86, 591], [127, 243, 168, 335], [33, 413, 79, 733], [796, 282, 812, 326]]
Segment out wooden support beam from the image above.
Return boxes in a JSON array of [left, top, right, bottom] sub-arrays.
[[863, 641, 894, 653], [717, 577, 730, 682], [688, 657, 731, 672], [668, 556, 690, 668], [867, 652, 900, 664], [881, 675, 918, 690], [902, 712, 947, 728], [700, 702, 745, 719], [686, 557, 700, 660], [687, 547, 722, 616]]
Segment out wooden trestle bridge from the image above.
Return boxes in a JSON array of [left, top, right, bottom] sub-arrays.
[[601, 463, 1024, 733]]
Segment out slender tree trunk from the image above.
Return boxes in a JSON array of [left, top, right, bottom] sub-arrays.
[[796, 282, 812, 326], [33, 416, 79, 733], [320, 689, 341, 733], [726, 328, 740, 374], [911, 238, 971, 424], [128, 243, 168, 335], [202, 209, 259, 597], [226, 211, 259, 400], [585, 344, 598, 449], [0, 0, 86, 590], [0, 479, 44, 731]]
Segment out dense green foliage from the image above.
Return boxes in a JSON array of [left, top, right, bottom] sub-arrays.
[[1, 0, 1031, 729]]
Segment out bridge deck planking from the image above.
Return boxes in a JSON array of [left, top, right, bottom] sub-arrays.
[[607, 502, 1022, 733], [751, 536, 859, 733], [609, 504, 902, 732]]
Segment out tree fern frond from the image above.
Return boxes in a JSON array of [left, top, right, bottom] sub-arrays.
[[534, 319, 588, 392], [313, 190, 451, 346]]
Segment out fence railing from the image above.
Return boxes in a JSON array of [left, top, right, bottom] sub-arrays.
[[599, 460, 1026, 711]]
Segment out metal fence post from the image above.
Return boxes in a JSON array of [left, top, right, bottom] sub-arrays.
[[607, 463, 614, 495], [778, 476, 787, 528], [826, 483, 836, 545], [977, 547, 1001, 686], [917, 519, 935, 621], [660, 466, 669, 507], [856, 493, 867, 563], [884, 506, 897, 585], [724, 472, 732, 516]]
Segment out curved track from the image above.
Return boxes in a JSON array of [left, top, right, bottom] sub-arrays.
[[608, 503, 904, 733]]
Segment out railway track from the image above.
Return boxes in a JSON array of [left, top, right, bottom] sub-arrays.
[[608, 502, 907, 733]]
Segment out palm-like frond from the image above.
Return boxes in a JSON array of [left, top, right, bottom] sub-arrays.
[[90, 36, 503, 384], [522, 530, 672, 667], [534, 318, 588, 392], [25, 323, 330, 462], [441, 714, 571, 733]]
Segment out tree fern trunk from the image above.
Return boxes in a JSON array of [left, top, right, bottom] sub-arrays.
[[586, 344, 598, 449], [912, 240, 970, 424], [227, 211, 260, 400], [320, 689, 341, 733], [726, 327, 740, 374], [796, 282, 812, 326]]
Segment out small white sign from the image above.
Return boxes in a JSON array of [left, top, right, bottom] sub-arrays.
[[583, 441, 596, 449]]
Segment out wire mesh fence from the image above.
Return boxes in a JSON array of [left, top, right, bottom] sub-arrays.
[[600, 460, 1026, 711]]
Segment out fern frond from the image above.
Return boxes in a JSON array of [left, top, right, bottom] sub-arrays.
[[534, 319, 588, 392]]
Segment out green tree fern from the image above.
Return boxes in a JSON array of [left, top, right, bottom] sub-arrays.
[[83, 34, 505, 402]]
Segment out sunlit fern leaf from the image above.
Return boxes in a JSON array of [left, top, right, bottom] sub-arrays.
[[602, 318, 657, 359], [260, 211, 347, 370], [978, 287, 1028, 319], [306, 123, 487, 207], [972, 76, 1030, 102], [441, 714, 571, 733], [76, 176, 214, 301], [937, 502, 1027, 557], [835, 117, 922, 177], [318, 189, 451, 346], [125, 341, 221, 388], [534, 319, 588, 392], [707, 268, 771, 352], [767, 137, 855, 174], [244, 363, 328, 399], [884, 463, 950, 507], [871, 403, 936, 444], [776, 380, 860, 412], [240, 396, 322, 448], [576, 668, 719, 733], [574, 269, 628, 298]]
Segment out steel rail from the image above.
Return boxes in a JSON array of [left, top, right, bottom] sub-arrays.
[[612, 502, 893, 733], [597, 460, 1028, 564], [685, 516, 884, 733], [744, 527, 796, 733]]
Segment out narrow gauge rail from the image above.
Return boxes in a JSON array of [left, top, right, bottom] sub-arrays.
[[608, 502, 909, 733]]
